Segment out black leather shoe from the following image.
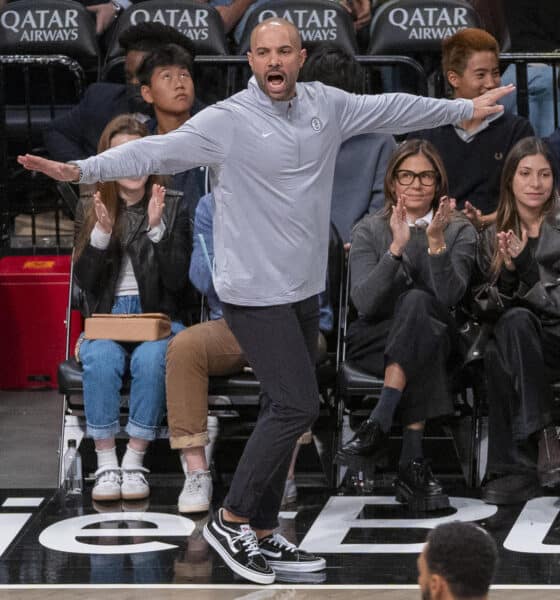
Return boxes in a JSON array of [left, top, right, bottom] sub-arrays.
[[336, 419, 389, 460], [394, 458, 449, 512], [481, 473, 541, 505], [538, 426, 560, 488]]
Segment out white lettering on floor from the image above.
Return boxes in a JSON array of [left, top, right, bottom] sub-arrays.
[[39, 511, 194, 554], [504, 497, 560, 554], [299, 496, 497, 554]]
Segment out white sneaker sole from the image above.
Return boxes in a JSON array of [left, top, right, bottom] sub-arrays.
[[178, 500, 210, 513], [267, 557, 327, 573], [203, 523, 275, 585], [121, 489, 150, 501], [92, 490, 121, 502]]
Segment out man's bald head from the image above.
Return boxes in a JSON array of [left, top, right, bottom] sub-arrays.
[[250, 18, 302, 52]]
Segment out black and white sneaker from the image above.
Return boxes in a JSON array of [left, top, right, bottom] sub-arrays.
[[258, 533, 326, 573], [203, 508, 275, 584]]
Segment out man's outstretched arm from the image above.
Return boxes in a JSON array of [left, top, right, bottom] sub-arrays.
[[18, 106, 232, 184]]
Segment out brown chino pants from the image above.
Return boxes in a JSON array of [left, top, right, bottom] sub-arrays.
[[166, 318, 247, 449]]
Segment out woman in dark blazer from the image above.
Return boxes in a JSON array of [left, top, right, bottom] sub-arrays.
[[337, 139, 477, 511], [477, 136, 560, 505]]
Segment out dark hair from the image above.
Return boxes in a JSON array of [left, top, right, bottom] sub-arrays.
[[74, 115, 165, 260], [491, 136, 559, 274], [137, 44, 195, 86], [119, 22, 196, 59], [442, 28, 499, 77], [299, 44, 364, 93], [381, 139, 448, 218], [425, 522, 498, 599]]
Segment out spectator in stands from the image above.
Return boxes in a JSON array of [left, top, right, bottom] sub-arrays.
[[411, 28, 533, 232], [137, 44, 207, 222], [500, 0, 560, 137], [336, 140, 477, 512], [19, 17, 513, 585], [167, 191, 332, 514], [74, 115, 190, 502], [299, 45, 396, 241], [476, 137, 560, 505], [43, 23, 198, 163], [417, 521, 498, 600]]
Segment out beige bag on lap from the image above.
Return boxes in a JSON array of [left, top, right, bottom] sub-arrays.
[[84, 313, 171, 342]]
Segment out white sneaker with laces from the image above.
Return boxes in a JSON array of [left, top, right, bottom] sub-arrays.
[[121, 467, 150, 500], [178, 470, 212, 513], [92, 467, 122, 502]]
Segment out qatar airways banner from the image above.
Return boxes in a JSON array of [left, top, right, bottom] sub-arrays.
[[237, 0, 358, 54], [0, 0, 98, 58], [107, 0, 228, 58], [369, 0, 480, 54]]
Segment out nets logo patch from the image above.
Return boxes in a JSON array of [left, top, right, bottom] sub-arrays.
[[311, 117, 322, 132]]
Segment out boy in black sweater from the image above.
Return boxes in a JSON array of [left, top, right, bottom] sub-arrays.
[[410, 28, 534, 231]]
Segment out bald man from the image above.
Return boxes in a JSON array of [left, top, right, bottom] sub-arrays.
[[19, 19, 513, 585]]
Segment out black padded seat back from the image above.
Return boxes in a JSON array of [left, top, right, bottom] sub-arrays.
[[367, 0, 480, 55], [105, 0, 228, 62], [236, 0, 357, 55], [0, 0, 99, 63]]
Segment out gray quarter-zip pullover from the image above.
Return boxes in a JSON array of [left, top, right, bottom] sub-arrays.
[[75, 78, 474, 306]]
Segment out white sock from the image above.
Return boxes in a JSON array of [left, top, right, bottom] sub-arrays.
[[121, 445, 146, 471], [96, 447, 118, 471]]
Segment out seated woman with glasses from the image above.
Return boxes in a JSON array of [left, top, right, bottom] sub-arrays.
[[336, 139, 477, 511], [74, 115, 190, 503], [477, 136, 560, 505]]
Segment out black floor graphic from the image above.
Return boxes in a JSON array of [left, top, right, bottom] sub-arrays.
[[2, 483, 560, 586]]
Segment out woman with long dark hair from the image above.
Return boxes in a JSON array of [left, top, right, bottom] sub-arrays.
[[74, 114, 190, 503], [337, 139, 477, 511], [478, 136, 560, 505]]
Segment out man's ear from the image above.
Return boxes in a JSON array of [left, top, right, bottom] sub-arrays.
[[429, 573, 447, 599], [140, 85, 154, 104], [247, 51, 254, 71], [299, 47, 307, 67]]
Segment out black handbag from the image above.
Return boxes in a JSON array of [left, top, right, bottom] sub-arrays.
[[470, 278, 513, 323]]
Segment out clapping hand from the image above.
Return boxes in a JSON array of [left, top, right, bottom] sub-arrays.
[[497, 229, 527, 270], [389, 195, 410, 256], [147, 184, 166, 229], [94, 192, 113, 234], [463, 201, 484, 231], [427, 196, 455, 241]]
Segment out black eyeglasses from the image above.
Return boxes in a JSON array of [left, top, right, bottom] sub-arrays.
[[395, 170, 437, 186]]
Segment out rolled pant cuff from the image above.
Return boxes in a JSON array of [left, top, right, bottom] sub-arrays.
[[126, 418, 160, 441], [86, 420, 121, 439], [169, 432, 209, 449]]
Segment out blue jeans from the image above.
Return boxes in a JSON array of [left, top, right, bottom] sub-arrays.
[[79, 295, 184, 441], [501, 63, 559, 137]]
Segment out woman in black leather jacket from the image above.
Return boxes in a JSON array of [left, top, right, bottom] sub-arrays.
[[478, 136, 560, 505], [74, 115, 191, 503]]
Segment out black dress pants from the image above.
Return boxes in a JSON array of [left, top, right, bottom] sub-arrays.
[[347, 289, 459, 425], [485, 307, 560, 475], [221, 295, 320, 530]]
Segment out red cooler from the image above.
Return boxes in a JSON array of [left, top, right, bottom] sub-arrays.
[[0, 255, 81, 389]]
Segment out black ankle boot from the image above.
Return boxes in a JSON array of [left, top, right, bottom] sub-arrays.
[[336, 419, 389, 459], [394, 458, 449, 512]]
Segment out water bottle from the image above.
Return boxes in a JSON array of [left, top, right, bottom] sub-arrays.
[[64, 439, 83, 494]]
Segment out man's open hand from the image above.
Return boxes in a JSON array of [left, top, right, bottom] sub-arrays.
[[17, 154, 80, 182], [471, 84, 515, 120]]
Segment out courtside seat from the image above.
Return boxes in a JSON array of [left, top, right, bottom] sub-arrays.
[[236, 0, 357, 55], [367, 0, 480, 95], [0, 0, 99, 252]]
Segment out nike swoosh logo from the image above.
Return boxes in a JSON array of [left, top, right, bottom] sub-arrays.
[[261, 132, 273, 138], [261, 549, 283, 558]]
